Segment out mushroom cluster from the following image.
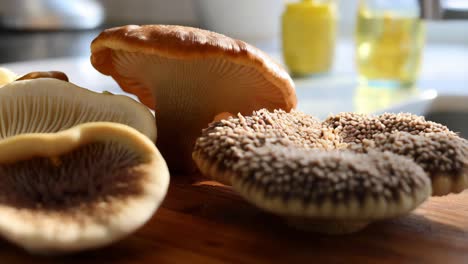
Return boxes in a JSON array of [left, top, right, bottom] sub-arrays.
[[0, 76, 169, 254]]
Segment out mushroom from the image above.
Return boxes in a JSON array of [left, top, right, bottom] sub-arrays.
[[193, 109, 343, 185], [16, 71, 69, 82], [0, 67, 17, 86], [350, 132, 468, 196], [90, 25, 297, 172], [0, 78, 156, 141], [0, 122, 169, 254], [230, 146, 431, 234], [324, 112, 467, 195]]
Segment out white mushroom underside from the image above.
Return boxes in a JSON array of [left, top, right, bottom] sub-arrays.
[[112, 51, 288, 169], [0, 79, 155, 140]]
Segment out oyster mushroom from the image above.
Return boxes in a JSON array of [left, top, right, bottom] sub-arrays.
[[0, 78, 156, 141], [193, 109, 344, 185], [230, 146, 431, 234], [0, 67, 17, 86], [350, 132, 468, 196], [0, 122, 169, 254], [90, 25, 297, 172]]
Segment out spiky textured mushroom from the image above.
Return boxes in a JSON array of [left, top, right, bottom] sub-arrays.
[[193, 109, 343, 185], [0, 122, 169, 254], [0, 78, 156, 141], [324, 112, 467, 195], [193, 109, 434, 233], [90, 24, 297, 172], [233, 146, 430, 234], [350, 132, 468, 196]]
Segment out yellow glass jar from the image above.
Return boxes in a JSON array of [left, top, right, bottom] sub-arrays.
[[282, 0, 337, 76], [355, 0, 425, 87]]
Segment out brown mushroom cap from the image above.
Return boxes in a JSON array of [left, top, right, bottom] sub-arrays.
[[0, 122, 169, 254], [90, 25, 297, 172], [351, 132, 468, 196], [230, 146, 430, 234], [0, 78, 156, 142], [193, 109, 343, 185]]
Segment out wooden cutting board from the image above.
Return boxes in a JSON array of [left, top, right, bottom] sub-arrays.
[[1, 175, 467, 264]]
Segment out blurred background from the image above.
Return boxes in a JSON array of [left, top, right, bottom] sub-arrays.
[[0, 0, 467, 135]]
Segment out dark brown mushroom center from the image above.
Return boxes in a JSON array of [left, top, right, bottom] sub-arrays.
[[0, 142, 146, 212]]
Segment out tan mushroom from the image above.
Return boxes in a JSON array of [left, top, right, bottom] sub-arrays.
[[0, 78, 156, 141], [0, 122, 169, 254], [90, 25, 297, 172]]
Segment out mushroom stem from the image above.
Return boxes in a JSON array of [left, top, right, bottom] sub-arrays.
[[285, 217, 370, 235]]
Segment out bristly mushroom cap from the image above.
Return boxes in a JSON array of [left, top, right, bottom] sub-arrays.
[[90, 24, 297, 172], [193, 109, 343, 185], [230, 146, 430, 221], [351, 132, 468, 196], [0, 122, 169, 254]]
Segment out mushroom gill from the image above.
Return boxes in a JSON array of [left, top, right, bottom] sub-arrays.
[[0, 78, 156, 141], [90, 25, 297, 172], [0, 122, 169, 254]]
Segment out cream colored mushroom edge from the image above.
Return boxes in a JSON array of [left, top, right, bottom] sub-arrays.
[[0, 76, 170, 254]]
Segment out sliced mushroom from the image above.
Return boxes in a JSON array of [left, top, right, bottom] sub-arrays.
[[193, 109, 343, 185], [230, 146, 430, 234], [0, 122, 169, 254], [0, 78, 156, 141], [90, 25, 297, 172], [0, 67, 17, 86], [350, 132, 468, 196]]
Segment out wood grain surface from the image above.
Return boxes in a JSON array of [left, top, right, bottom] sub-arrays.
[[1, 175, 467, 264]]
